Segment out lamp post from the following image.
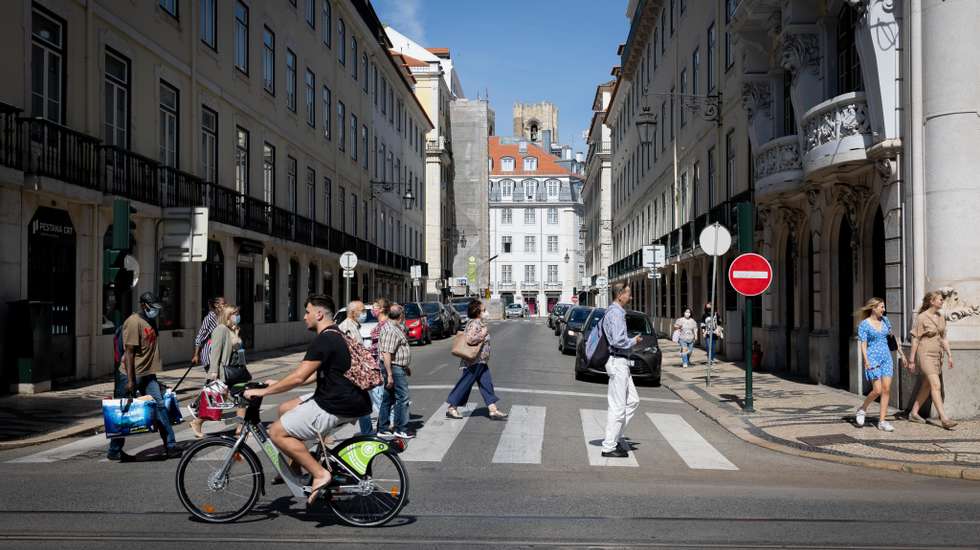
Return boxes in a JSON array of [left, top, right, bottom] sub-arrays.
[[369, 179, 417, 209]]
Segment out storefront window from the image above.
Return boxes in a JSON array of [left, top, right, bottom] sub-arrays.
[[264, 256, 278, 323], [158, 262, 182, 330]]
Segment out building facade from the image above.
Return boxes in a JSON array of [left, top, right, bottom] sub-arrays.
[[583, 81, 615, 307], [0, 0, 431, 392], [488, 137, 584, 315]]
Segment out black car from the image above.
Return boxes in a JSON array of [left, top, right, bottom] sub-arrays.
[[554, 304, 576, 336], [421, 302, 449, 339], [548, 303, 571, 329], [451, 301, 470, 330], [574, 308, 662, 385], [558, 306, 594, 355]]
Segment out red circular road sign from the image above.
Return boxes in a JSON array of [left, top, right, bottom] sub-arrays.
[[571, 296, 579, 304], [728, 253, 773, 297]]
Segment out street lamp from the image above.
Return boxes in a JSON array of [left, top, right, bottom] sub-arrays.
[[564, 250, 570, 264], [635, 106, 658, 147], [459, 230, 467, 248], [370, 179, 416, 210]]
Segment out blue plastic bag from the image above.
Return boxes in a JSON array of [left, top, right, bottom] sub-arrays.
[[164, 390, 183, 425], [102, 397, 157, 438]]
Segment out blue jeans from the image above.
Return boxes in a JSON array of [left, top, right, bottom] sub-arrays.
[[447, 363, 499, 408], [679, 340, 695, 367], [358, 383, 387, 435], [108, 370, 177, 456], [377, 366, 409, 433], [705, 334, 716, 362]]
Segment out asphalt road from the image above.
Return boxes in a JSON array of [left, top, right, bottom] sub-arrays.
[[1, 317, 978, 549]]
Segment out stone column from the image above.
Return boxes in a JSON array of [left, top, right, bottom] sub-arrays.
[[920, 0, 980, 418]]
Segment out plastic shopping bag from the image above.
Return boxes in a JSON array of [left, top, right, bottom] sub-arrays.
[[196, 380, 230, 421], [164, 390, 183, 425], [102, 396, 157, 438]]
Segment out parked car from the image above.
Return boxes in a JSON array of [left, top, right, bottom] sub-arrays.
[[548, 303, 571, 329], [403, 302, 431, 345], [505, 303, 525, 319], [558, 306, 594, 354], [442, 303, 461, 333], [421, 301, 450, 339], [554, 304, 578, 336], [332, 305, 378, 348], [574, 309, 661, 385], [451, 301, 471, 329]]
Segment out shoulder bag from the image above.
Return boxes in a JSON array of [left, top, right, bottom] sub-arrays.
[[452, 327, 483, 362]]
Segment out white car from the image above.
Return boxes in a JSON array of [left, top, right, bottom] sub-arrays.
[[333, 305, 379, 348], [505, 303, 525, 319]]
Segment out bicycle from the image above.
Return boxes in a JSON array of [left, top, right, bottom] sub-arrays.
[[175, 382, 409, 526]]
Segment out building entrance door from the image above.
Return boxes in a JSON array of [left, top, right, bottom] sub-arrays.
[[836, 221, 854, 391], [547, 296, 558, 313], [236, 260, 255, 349], [525, 296, 537, 316], [28, 207, 76, 382]]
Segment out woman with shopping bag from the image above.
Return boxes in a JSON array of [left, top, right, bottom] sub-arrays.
[[189, 303, 248, 438], [444, 300, 507, 420]]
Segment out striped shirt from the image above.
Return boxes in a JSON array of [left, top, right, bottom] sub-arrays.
[[378, 321, 411, 368], [194, 311, 219, 366]]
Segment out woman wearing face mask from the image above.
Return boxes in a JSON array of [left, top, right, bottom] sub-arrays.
[[444, 300, 507, 420], [907, 291, 958, 429], [189, 303, 247, 438], [673, 308, 699, 368]]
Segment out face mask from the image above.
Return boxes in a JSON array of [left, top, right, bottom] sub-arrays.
[[684, 312, 691, 319], [145, 307, 160, 319], [232, 314, 241, 325]]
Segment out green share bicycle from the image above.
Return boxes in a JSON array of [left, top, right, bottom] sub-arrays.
[[175, 382, 409, 526]]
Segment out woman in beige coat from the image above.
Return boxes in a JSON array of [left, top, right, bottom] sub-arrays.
[[907, 291, 958, 429], [189, 304, 246, 438]]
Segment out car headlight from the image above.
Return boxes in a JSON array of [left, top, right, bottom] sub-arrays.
[[567, 330, 575, 336]]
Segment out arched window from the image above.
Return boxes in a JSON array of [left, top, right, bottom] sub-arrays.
[[500, 179, 514, 198], [523, 156, 538, 171], [523, 179, 537, 199], [836, 5, 863, 94], [501, 156, 515, 171], [546, 179, 560, 199], [529, 121, 539, 141]]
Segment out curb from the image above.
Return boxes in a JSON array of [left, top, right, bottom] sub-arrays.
[[662, 376, 980, 482]]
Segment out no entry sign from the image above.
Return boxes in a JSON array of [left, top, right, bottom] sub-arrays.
[[728, 253, 773, 297]]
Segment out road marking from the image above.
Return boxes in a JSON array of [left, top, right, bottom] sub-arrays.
[[731, 270, 769, 279], [430, 363, 449, 375], [492, 405, 546, 464], [7, 433, 108, 463], [580, 409, 638, 467], [401, 385, 682, 404], [647, 413, 738, 471], [399, 403, 470, 462]]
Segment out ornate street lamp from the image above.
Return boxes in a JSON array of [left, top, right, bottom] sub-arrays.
[[370, 179, 416, 210], [564, 250, 570, 264], [635, 105, 658, 147]]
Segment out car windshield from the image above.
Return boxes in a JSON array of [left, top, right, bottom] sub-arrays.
[[421, 303, 441, 314], [452, 303, 468, 314], [403, 303, 422, 318], [568, 307, 591, 324], [626, 314, 654, 335], [585, 309, 607, 332], [507, 304, 521, 310], [553, 305, 567, 315]]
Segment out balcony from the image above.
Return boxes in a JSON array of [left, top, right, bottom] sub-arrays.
[[544, 281, 563, 292], [801, 92, 873, 177], [0, 103, 23, 170], [753, 135, 803, 202], [521, 280, 540, 291], [497, 281, 516, 292], [24, 117, 101, 191]]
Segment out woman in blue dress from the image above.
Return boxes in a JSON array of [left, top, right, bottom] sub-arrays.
[[854, 297, 907, 432]]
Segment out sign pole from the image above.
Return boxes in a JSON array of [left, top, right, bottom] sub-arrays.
[[737, 203, 755, 412], [346, 276, 351, 305], [707, 227, 719, 387]]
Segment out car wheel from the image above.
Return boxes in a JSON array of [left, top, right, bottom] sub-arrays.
[[574, 370, 586, 381]]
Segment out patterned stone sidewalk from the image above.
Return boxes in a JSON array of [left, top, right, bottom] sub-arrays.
[[658, 340, 980, 480]]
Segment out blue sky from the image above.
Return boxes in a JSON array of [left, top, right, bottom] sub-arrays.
[[373, 0, 629, 153]]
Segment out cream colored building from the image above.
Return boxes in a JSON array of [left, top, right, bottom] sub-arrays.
[[0, 0, 431, 392], [583, 81, 615, 307]]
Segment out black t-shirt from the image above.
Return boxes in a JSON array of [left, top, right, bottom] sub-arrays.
[[304, 328, 371, 418]]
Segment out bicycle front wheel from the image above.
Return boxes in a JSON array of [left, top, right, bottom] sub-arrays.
[[329, 451, 408, 527], [175, 438, 262, 523]]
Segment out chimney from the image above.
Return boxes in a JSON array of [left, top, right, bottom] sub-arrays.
[[542, 130, 553, 156], [518, 139, 527, 154]]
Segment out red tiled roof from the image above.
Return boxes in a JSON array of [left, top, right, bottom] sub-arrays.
[[392, 51, 430, 68], [427, 47, 450, 57], [488, 136, 571, 177]]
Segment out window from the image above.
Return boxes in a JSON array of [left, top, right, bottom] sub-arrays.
[[501, 180, 513, 198], [707, 146, 716, 209], [725, 31, 734, 70], [679, 171, 688, 224], [337, 18, 346, 65], [324, 177, 332, 225], [286, 49, 296, 112], [524, 208, 536, 225], [546, 179, 559, 199], [236, 127, 249, 194], [31, 7, 65, 123], [287, 156, 297, 212], [725, 129, 735, 198], [525, 180, 537, 199], [660, 10, 666, 54], [201, 106, 217, 183], [501, 208, 512, 224], [501, 157, 514, 171], [305, 69, 315, 126], [362, 53, 369, 92], [350, 114, 357, 160], [104, 50, 130, 147], [680, 68, 687, 127], [653, 29, 658, 69], [159, 82, 178, 168], [547, 265, 559, 284], [262, 27, 275, 94], [158, 262, 182, 329], [547, 207, 558, 224], [339, 185, 346, 230], [351, 36, 358, 79], [837, 5, 864, 94], [524, 236, 536, 253], [234, 2, 248, 74], [680, 0, 687, 14], [322, 1, 331, 47], [693, 161, 701, 218], [547, 235, 558, 253], [524, 265, 536, 283], [660, 101, 667, 152], [306, 168, 315, 219], [200, 0, 216, 49], [159, 0, 177, 18], [337, 101, 345, 151], [670, 0, 675, 33], [692, 48, 700, 96], [523, 156, 537, 171], [264, 256, 278, 323], [707, 23, 716, 91], [361, 125, 368, 169], [262, 143, 275, 204], [502, 236, 512, 254], [501, 264, 513, 283], [305, 0, 315, 28], [322, 86, 331, 140]]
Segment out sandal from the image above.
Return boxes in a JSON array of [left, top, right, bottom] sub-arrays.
[[488, 410, 508, 420], [189, 418, 205, 439], [445, 407, 463, 419], [908, 412, 926, 424], [306, 476, 331, 510], [941, 419, 958, 430]]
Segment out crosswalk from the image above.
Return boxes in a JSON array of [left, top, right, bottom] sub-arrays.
[[7, 404, 738, 472]]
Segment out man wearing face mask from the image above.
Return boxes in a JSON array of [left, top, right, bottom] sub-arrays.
[[337, 300, 365, 344], [107, 292, 180, 461]]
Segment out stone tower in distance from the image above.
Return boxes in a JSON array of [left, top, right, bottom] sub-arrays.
[[513, 101, 559, 145]]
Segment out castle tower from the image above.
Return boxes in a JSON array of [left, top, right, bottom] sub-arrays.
[[513, 101, 559, 145]]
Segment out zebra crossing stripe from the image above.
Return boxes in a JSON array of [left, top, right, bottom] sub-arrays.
[[580, 409, 638, 467], [492, 405, 546, 464], [647, 413, 738, 471], [7, 433, 108, 463], [399, 403, 470, 462]]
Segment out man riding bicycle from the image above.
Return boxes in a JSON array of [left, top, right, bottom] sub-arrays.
[[244, 295, 371, 506]]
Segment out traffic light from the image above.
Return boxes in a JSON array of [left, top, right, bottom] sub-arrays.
[[112, 199, 136, 250], [103, 248, 125, 288]]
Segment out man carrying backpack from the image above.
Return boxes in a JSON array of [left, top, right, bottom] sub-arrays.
[[599, 284, 641, 458]]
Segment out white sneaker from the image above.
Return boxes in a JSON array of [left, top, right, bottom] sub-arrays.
[[878, 421, 895, 432], [855, 409, 866, 427]]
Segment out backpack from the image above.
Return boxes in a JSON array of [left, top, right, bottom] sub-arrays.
[[326, 327, 382, 390], [585, 320, 610, 370]]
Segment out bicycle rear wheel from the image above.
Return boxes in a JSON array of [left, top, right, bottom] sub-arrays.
[[328, 451, 408, 527], [175, 438, 262, 523]]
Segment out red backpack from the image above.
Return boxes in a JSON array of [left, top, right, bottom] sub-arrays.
[[326, 327, 382, 390]]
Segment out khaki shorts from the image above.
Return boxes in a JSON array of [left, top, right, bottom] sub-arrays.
[[279, 396, 355, 441]]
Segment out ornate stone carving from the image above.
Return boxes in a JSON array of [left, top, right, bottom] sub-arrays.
[[875, 157, 895, 180], [939, 287, 980, 322], [781, 32, 821, 81], [754, 137, 801, 183], [803, 97, 872, 154], [780, 206, 805, 239], [741, 81, 772, 121], [834, 183, 869, 232]]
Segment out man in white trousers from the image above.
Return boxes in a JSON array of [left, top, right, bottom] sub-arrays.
[[601, 283, 641, 458]]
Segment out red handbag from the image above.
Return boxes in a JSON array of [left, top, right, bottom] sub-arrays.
[[196, 380, 230, 421]]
